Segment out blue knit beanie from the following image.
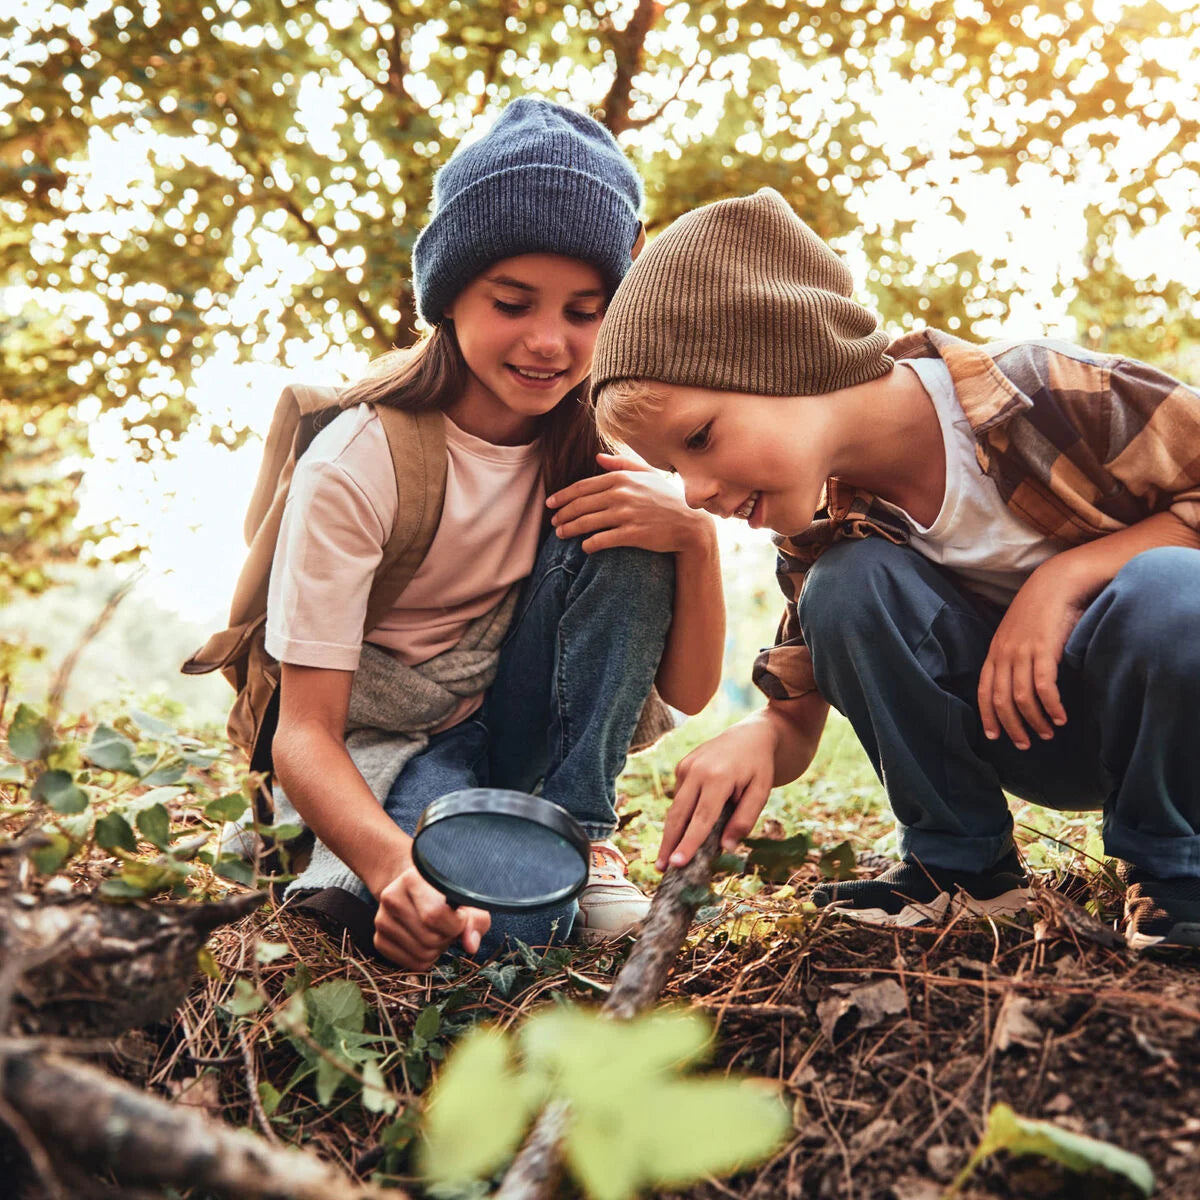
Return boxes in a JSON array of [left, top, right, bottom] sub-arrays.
[[412, 98, 643, 325]]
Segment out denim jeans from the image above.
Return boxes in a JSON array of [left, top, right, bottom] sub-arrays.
[[338, 531, 673, 957], [798, 539, 1200, 878]]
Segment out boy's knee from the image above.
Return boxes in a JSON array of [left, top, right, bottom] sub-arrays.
[[799, 538, 914, 643]]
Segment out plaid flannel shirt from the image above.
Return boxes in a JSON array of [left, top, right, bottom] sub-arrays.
[[752, 328, 1200, 701]]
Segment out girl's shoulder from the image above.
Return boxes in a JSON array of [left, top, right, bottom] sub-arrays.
[[293, 404, 396, 522]]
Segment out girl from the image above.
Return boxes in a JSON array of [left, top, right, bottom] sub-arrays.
[[267, 98, 724, 970]]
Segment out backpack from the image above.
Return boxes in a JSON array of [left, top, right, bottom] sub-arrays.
[[182, 385, 448, 783], [183, 383, 675, 822]]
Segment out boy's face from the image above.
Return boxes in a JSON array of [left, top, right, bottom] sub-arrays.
[[621, 383, 830, 537]]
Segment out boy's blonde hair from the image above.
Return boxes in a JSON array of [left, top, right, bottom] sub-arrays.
[[592, 377, 671, 450]]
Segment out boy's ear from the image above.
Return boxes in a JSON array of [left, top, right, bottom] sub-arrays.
[[630, 223, 646, 262]]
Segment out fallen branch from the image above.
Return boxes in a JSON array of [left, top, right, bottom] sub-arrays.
[[0, 1048, 400, 1200], [495, 806, 732, 1199]]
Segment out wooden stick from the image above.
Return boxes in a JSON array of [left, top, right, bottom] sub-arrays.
[[495, 806, 732, 1199], [0, 1047, 403, 1200]]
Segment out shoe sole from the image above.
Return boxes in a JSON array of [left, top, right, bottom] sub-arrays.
[[1125, 921, 1200, 951], [824, 885, 1032, 929]]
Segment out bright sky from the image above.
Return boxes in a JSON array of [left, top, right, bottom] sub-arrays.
[[13, 5, 1200, 625]]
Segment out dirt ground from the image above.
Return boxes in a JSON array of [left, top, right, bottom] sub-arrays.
[[658, 891, 1200, 1200]]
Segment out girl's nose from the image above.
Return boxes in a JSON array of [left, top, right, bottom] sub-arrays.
[[522, 319, 567, 358]]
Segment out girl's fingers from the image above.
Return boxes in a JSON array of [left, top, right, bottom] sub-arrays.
[[723, 775, 770, 851], [596, 451, 647, 473], [546, 474, 618, 508]]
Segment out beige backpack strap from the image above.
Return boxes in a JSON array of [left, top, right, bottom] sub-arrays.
[[362, 405, 447, 635]]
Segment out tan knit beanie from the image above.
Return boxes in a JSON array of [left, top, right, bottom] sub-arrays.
[[591, 188, 892, 397]]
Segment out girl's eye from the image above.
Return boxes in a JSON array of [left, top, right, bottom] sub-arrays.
[[566, 308, 603, 324], [493, 299, 529, 316], [685, 422, 712, 452]]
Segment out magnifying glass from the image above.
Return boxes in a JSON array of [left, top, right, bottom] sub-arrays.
[[412, 788, 590, 912]]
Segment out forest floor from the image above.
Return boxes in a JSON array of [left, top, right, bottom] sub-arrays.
[[5, 709, 1200, 1199]]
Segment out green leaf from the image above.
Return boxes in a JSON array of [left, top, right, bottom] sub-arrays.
[[29, 830, 73, 874], [196, 946, 221, 980], [255, 939, 291, 964], [361, 1059, 397, 1115], [479, 962, 520, 998], [306, 979, 366, 1034], [742, 831, 811, 882], [84, 725, 139, 776], [315, 1054, 347, 1106], [950, 1102, 1154, 1197], [414, 1003, 441, 1042], [818, 840, 856, 881], [258, 1081, 282, 1117], [136, 803, 172, 850], [0, 763, 26, 783], [214, 855, 255, 885], [31, 769, 89, 814], [100, 858, 193, 899], [94, 811, 137, 852], [421, 1028, 537, 1183], [8, 703, 55, 762], [205, 792, 249, 822], [133, 786, 189, 809], [227, 978, 265, 1017], [140, 763, 187, 786], [130, 709, 178, 741]]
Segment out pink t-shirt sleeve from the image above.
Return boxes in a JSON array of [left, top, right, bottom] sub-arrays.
[[265, 409, 395, 670]]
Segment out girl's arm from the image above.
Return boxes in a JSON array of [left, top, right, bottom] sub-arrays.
[[547, 452, 725, 714], [273, 664, 489, 967]]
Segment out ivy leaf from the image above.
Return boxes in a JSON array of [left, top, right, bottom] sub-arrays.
[[742, 832, 811, 882], [479, 963, 520, 998], [818, 840, 856, 881], [421, 1028, 539, 1183], [361, 1059, 397, 1115], [130, 709, 178, 742], [414, 1003, 441, 1042], [950, 1102, 1154, 1197], [136, 803, 172, 850], [29, 830, 73, 874], [31, 769, 89, 814], [227, 978, 265, 1017], [94, 811, 137, 852], [206, 792, 249, 822], [306, 979, 365, 1035], [84, 725, 139, 776], [8, 703, 55, 762]]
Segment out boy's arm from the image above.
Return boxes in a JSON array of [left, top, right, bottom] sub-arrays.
[[979, 510, 1200, 749], [273, 664, 489, 968], [657, 691, 829, 870]]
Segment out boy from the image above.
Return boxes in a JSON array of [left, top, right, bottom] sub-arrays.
[[589, 187, 1200, 949]]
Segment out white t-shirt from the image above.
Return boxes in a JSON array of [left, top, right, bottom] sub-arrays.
[[265, 406, 545, 721], [877, 357, 1058, 605]]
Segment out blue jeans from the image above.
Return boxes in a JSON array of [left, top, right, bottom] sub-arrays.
[[372, 532, 673, 956], [798, 540, 1200, 878]]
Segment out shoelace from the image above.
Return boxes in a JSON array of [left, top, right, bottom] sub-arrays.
[[589, 842, 628, 882]]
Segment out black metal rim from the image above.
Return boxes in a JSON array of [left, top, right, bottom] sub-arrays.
[[412, 788, 590, 913]]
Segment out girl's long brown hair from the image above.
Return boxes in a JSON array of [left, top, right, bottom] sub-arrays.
[[339, 323, 601, 498]]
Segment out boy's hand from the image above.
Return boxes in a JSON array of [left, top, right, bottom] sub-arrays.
[[546, 452, 712, 555], [978, 561, 1090, 750], [374, 866, 491, 970], [657, 719, 778, 870]]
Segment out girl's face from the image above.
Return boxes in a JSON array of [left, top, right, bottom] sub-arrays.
[[443, 253, 607, 444]]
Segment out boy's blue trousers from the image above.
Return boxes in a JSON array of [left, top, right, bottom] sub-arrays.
[[798, 540, 1200, 879]]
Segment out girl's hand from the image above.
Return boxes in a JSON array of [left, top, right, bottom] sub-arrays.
[[977, 561, 1091, 750], [374, 865, 491, 970], [657, 719, 778, 870], [546, 452, 713, 555]]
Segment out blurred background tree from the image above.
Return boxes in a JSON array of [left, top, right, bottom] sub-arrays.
[[2, 0, 1199, 605]]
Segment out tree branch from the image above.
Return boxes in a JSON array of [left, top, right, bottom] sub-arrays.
[[599, 0, 662, 136]]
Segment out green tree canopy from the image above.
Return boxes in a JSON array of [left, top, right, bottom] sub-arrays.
[[3, 0, 1199, 598]]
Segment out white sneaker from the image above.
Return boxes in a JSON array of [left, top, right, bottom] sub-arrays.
[[576, 840, 652, 943]]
